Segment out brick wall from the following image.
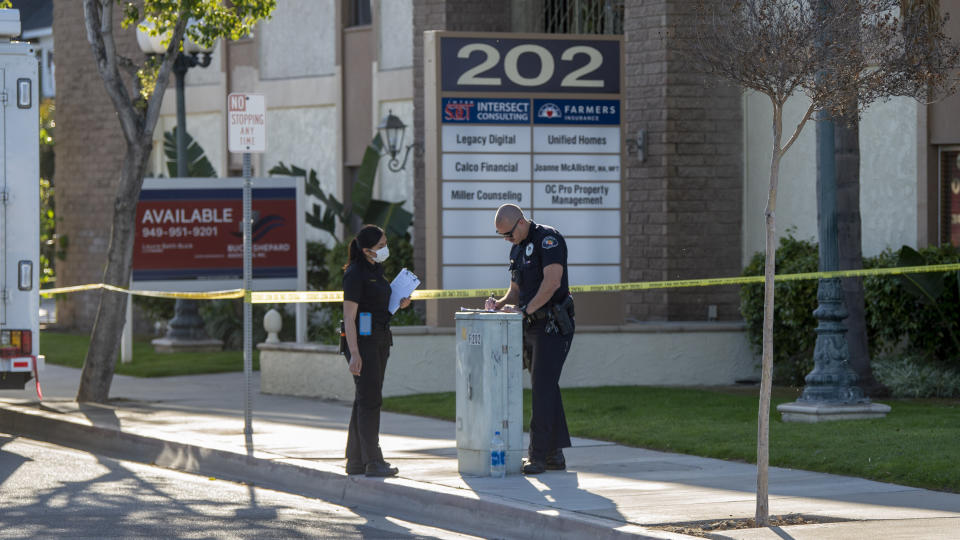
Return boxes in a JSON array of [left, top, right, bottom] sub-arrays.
[[623, 1, 671, 321], [53, 1, 141, 330], [623, 0, 743, 321]]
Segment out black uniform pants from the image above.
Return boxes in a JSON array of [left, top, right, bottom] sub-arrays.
[[524, 319, 573, 461], [345, 328, 391, 466]]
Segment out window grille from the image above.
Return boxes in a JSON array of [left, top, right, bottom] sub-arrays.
[[540, 0, 624, 35]]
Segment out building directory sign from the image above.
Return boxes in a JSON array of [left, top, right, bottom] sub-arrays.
[[429, 32, 624, 291]]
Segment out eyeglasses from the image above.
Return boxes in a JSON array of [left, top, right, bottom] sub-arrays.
[[497, 218, 521, 238]]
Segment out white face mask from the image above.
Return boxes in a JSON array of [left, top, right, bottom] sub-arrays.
[[370, 245, 390, 263]]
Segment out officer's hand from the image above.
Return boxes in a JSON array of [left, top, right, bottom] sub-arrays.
[[399, 297, 411, 309], [348, 355, 362, 376], [502, 305, 519, 313], [484, 296, 497, 310]]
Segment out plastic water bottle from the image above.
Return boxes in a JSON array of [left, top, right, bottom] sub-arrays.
[[490, 431, 506, 478]]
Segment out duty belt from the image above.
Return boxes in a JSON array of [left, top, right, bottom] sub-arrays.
[[524, 309, 549, 322]]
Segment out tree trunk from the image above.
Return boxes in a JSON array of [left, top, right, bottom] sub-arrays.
[[76, 141, 152, 402], [77, 0, 183, 403], [834, 110, 888, 397], [757, 103, 784, 528]]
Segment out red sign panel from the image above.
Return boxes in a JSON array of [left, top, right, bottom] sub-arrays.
[[132, 185, 297, 284]]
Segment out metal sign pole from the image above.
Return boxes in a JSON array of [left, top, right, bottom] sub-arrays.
[[243, 152, 253, 440], [228, 92, 264, 445]]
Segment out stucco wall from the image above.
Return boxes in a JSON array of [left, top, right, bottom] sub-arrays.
[[265, 106, 340, 244], [258, 0, 336, 79], [151, 112, 225, 178], [379, 0, 413, 70], [859, 97, 920, 255], [259, 323, 759, 399], [743, 92, 919, 266]]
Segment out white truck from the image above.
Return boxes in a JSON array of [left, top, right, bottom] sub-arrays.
[[0, 9, 43, 397]]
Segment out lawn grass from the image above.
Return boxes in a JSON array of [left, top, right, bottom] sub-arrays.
[[383, 386, 960, 493], [40, 331, 259, 378]]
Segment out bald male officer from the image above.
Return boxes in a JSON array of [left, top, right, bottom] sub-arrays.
[[485, 203, 575, 474]]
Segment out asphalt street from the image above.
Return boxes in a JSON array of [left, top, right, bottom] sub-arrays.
[[0, 433, 482, 540]]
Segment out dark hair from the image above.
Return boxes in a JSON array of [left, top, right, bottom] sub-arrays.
[[343, 224, 384, 271]]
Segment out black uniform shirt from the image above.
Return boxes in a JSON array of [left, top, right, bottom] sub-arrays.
[[342, 259, 392, 328], [509, 221, 570, 309]]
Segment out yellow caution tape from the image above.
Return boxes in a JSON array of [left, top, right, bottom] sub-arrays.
[[249, 262, 960, 303], [249, 290, 344, 303], [39, 262, 960, 304], [41, 284, 244, 300]]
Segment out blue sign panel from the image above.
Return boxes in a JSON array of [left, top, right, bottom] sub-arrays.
[[441, 98, 531, 124], [440, 37, 620, 94], [532, 99, 620, 125]]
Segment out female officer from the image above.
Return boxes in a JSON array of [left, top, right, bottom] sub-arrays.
[[342, 224, 411, 477]]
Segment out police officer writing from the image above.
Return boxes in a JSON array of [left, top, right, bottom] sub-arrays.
[[342, 224, 411, 477], [484, 204, 575, 475]]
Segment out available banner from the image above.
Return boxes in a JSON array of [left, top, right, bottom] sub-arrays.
[[132, 177, 305, 292]]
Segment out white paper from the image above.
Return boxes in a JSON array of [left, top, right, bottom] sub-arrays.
[[389, 268, 421, 314]]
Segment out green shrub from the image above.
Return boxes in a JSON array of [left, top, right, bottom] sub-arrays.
[[741, 233, 960, 386], [864, 244, 960, 365], [306, 241, 332, 291], [873, 354, 960, 398], [200, 300, 297, 349], [739, 231, 819, 386], [133, 296, 176, 327]]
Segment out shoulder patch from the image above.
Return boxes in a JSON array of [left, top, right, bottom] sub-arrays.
[[542, 236, 559, 249]]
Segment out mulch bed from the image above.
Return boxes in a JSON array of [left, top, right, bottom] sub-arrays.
[[650, 514, 851, 538]]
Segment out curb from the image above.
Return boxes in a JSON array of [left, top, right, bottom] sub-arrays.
[[0, 403, 688, 540]]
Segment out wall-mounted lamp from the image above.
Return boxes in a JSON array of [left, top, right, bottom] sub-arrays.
[[377, 110, 416, 172], [625, 129, 646, 163]]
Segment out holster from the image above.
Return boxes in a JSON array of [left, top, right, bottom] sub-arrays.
[[338, 319, 347, 356], [550, 295, 575, 336]]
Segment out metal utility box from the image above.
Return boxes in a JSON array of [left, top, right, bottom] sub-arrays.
[[0, 10, 44, 392], [454, 311, 523, 476]]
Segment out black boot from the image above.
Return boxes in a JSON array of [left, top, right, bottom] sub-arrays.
[[522, 458, 547, 475], [545, 449, 566, 470], [365, 460, 399, 477]]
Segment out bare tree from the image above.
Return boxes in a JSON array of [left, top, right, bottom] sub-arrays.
[[693, 0, 958, 526], [78, 0, 275, 403]]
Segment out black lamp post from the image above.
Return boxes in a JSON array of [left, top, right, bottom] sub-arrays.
[[138, 24, 216, 343], [776, 0, 888, 422], [377, 110, 414, 172]]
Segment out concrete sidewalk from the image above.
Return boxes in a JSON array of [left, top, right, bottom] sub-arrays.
[[2, 365, 959, 539]]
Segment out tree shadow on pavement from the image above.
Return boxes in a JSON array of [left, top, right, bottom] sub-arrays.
[[462, 469, 630, 525], [0, 438, 379, 538]]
